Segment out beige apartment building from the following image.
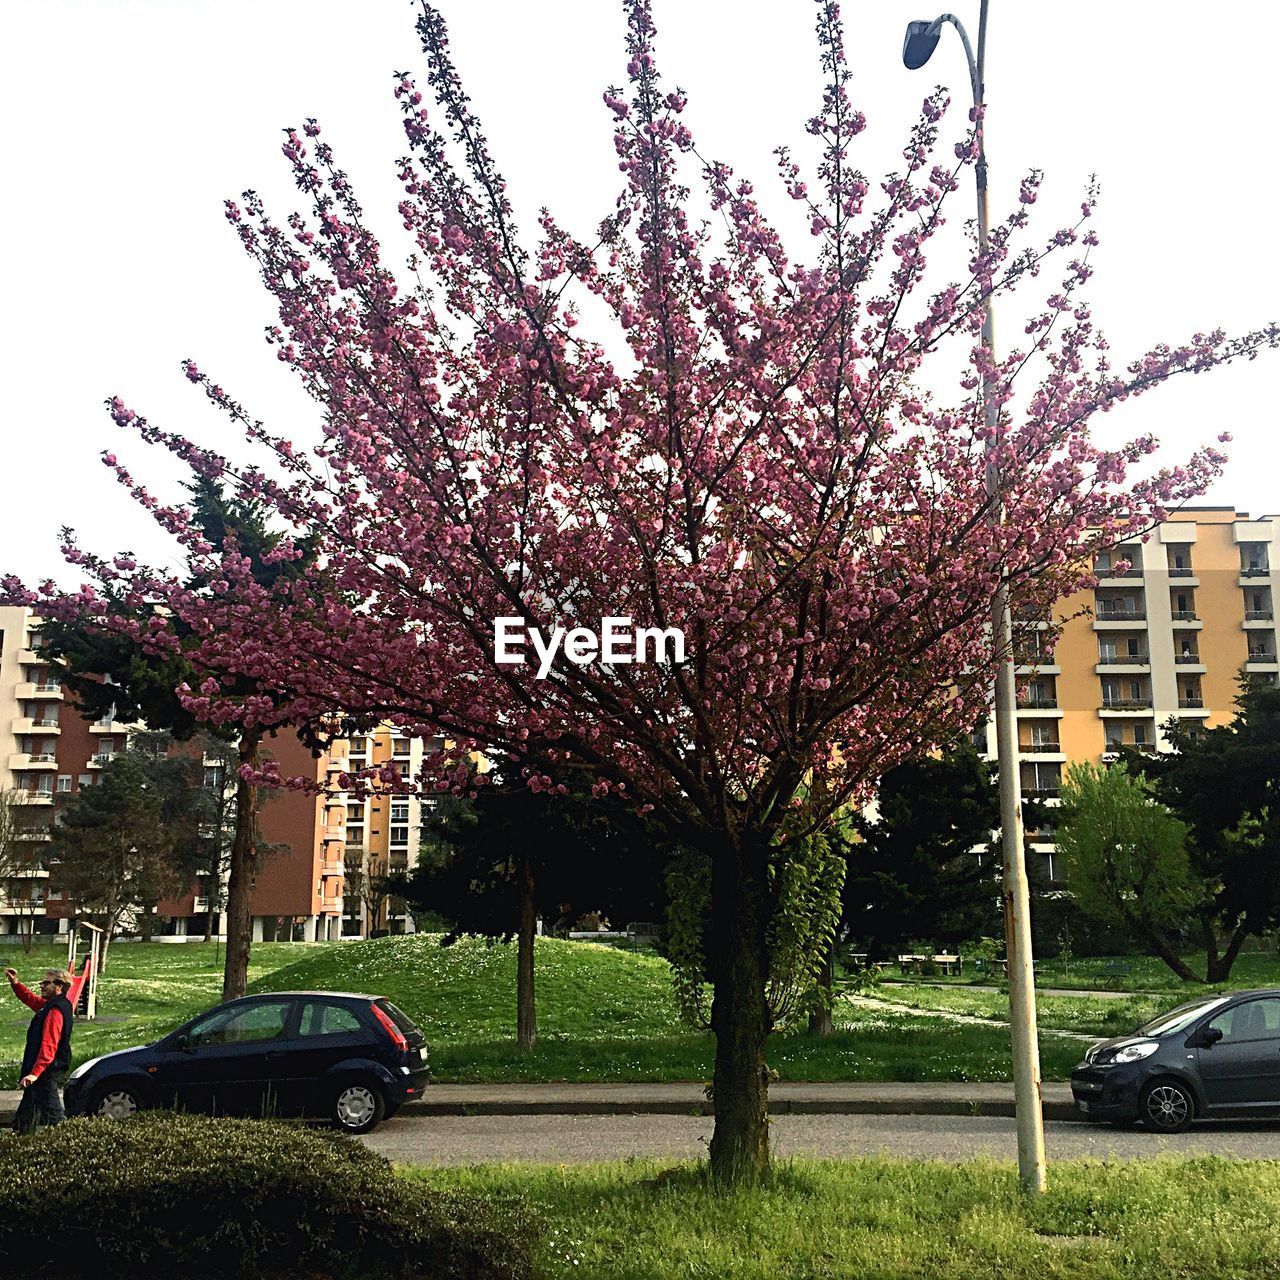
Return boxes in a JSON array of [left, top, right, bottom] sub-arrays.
[[973, 508, 1279, 881]]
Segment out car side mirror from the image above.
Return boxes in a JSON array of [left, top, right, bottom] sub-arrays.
[[1195, 1026, 1223, 1048], [175, 1032, 192, 1052]]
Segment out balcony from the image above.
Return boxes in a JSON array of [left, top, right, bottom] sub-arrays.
[[9, 753, 59, 773], [86, 753, 116, 769], [1166, 567, 1196, 578], [1017, 697, 1057, 710], [1094, 568, 1144, 583], [1102, 698, 1152, 710], [1023, 787, 1061, 801], [1169, 610, 1199, 622], [12, 792, 54, 805], [1245, 610, 1275, 623], [17, 648, 49, 665], [15, 683, 63, 701], [14, 831, 52, 842], [1093, 610, 1147, 629], [1241, 566, 1271, 578], [1178, 697, 1204, 709], [1174, 652, 1202, 664], [90, 719, 123, 735]]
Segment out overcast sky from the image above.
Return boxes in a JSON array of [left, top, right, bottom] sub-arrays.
[[3, 0, 1277, 586]]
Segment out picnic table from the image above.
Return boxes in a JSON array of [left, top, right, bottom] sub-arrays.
[[896, 953, 963, 976]]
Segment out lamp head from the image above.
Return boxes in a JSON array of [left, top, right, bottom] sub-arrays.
[[903, 20, 941, 70]]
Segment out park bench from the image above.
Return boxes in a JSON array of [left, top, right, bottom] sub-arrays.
[[932, 953, 962, 976], [1102, 960, 1133, 979]]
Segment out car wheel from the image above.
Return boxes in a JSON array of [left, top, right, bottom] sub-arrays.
[[332, 1081, 385, 1135], [89, 1082, 147, 1121], [1139, 1079, 1194, 1133]]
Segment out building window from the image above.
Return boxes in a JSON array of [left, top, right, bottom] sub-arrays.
[[56, 775, 71, 792]]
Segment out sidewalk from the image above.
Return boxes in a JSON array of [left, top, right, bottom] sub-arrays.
[[0, 1080, 1080, 1123]]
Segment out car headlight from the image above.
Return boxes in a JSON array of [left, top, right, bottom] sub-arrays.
[[68, 1056, 102, 1082], [1112, 1040, 1159, 1063]]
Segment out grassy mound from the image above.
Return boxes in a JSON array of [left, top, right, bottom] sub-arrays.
[[248, 934, 688, 1044], [0, 1112, 533, 1280]]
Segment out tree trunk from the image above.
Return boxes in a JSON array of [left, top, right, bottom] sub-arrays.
[[1206, 921, 1250, 984], [516, 848, 537, 1051], [808, 945, 835, 1037], [222, 732, 261, 1003], [1137, 918, 1203, 983], [708, 836, 772, 1185]]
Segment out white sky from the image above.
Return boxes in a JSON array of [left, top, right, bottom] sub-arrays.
[[3, 0, 1278, 586]]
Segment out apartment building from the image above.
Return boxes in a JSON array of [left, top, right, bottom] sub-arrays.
[[0, 606, 348, 942], [340, 728, 432, 937], [974, 508, 1279, 882]]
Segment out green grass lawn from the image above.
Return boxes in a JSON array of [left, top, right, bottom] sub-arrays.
[[409, 1156, 1280, 1279], [249, 933, 1084, 1082], [870, 984, 1169, 1039], [3, 935, 1084, 1087]]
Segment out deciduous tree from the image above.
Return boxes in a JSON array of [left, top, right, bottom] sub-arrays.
[[1056, 761, 1201, 982], [49, 738, 208, 970]]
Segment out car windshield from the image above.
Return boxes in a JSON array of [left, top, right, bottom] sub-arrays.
[[1137, 996, 1230, 1037]]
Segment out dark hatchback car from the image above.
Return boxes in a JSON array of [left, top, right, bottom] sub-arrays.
[[64, 991, 428, 1134], [1071, 990, 1280, 1132]]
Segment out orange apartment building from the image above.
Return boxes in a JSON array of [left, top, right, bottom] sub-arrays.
[[973, 508, 1279, 881]]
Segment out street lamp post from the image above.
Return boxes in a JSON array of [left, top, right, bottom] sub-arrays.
[[903, 3, 1047, 1194]]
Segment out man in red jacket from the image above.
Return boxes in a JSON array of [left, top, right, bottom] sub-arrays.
[[5, 966, 74, 1134]]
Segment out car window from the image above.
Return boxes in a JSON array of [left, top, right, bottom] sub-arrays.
[[1138, 996, 1230, 1037], [298, 1001, 363, 1037], [186, 1001, 293, 1047], [375, 999, 421, 1037], [1208, 998, 1280, 1042]]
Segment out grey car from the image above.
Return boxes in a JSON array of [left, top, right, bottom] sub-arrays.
[[1070, 990, 1280, 1132]]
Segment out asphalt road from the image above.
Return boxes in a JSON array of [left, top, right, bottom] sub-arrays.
[[362, 1112, 1280, 1165]]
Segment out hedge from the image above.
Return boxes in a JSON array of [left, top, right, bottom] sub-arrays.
[[0, 1113, 534, 1280]]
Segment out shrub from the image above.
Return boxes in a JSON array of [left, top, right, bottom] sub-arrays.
[[0, 1113, 534, 1280]]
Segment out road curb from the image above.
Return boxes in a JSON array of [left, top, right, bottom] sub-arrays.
[[0, 1096, 1082, 1123]]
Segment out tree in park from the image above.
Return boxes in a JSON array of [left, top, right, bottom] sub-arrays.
[[6, 1, 1274, 1182], [841, 739, 1001, 963], [34, 479, 319, 1000], [1055, 760, 1201, 982], [392, 757, 667, 1049], [49, 736, 210, 970], [1124, 677, 1280, 982]]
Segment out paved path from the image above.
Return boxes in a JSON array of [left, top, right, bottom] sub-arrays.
[[843, 993, 1098, 1041], [362, 1111, 1280, 1166]]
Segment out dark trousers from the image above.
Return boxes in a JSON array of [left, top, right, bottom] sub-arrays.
[[12, 1068, 66, 1134]]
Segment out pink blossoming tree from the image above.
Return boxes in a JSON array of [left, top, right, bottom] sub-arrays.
[[8, 0, 1276, 1181]]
